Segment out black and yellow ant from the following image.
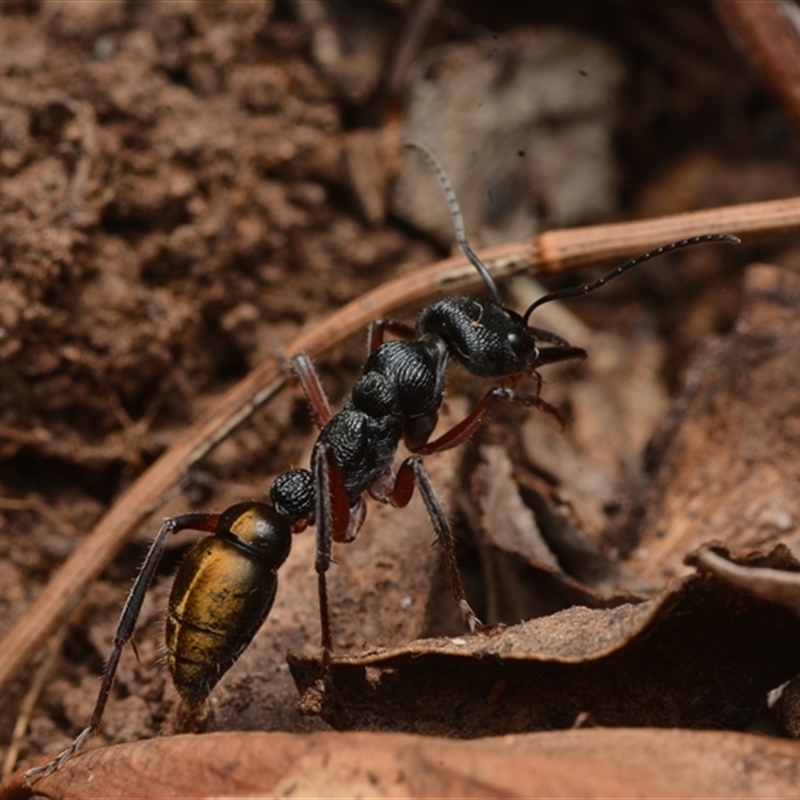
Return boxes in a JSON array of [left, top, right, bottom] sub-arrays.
[[26, 142, 737, 779]]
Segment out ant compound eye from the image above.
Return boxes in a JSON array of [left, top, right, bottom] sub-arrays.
[[507, 330, 539, 363]]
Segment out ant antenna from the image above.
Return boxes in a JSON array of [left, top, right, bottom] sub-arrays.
[[406, 141, 503, 305], [522, 234, 741, 325]]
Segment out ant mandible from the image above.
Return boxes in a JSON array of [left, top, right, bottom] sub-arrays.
[[26, 142, 739, 779]]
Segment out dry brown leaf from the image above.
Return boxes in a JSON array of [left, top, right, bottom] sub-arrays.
[[690, 544, 800, 738], [515, 468, 655, 598], [693, 545, 800, 616], [772, 676, 800, 739], [475, 445, 561, 571], [394, 28, 624, 240], [8, 728, 800, 799], [519, 331, 668, 544], [289, 546, 800, 736], [471, 445, 647, 619], [634, 264, 800, 581]]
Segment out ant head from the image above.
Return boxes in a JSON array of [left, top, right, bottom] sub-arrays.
[[418, 297, 587, 378]]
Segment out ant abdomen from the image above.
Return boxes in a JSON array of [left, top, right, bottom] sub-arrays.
[[166, 502, 290, 707]]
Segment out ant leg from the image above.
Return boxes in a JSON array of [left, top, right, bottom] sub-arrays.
[[506, 371, 567, 429], [292, 353, 333, 429], [415, 366, 574, 456], [25, 512, 220, 782], [414, 387, 511, 455], [367, 466, 395, 503], [313, 443, 354, 545], [368, 318, 417, 352], [312, 443, 354, 654], [313, 444, 368, 654], [392, 457, 482, 633]]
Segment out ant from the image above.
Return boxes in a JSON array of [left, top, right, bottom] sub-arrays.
[[26, 142, 738, 780]]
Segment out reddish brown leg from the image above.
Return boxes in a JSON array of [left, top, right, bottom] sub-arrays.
[[368, 318, 417, 352], [414, 387, 510, 455], [507, 371, 566, 429], [313, 444, 343, 653], [312, 443, 368, 654], [367, 466, 395, 503], [415, 372, 566, 455], [292, 353, 333, 429], [391, 456, 482, 633]]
